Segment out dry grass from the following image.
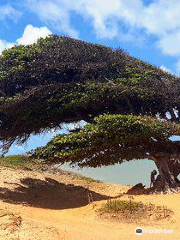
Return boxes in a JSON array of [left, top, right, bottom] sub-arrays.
[[99, 199, 173, 223], [102, 199, 142, 212], [0, 155, 43, 171]]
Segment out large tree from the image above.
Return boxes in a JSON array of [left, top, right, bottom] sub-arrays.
[[0, 35, 180, 192]]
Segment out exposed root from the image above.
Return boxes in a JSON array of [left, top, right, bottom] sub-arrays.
[[152, 186, 180, 194]]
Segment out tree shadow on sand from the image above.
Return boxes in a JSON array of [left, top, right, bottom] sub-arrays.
[[0, 177, 111, 210]]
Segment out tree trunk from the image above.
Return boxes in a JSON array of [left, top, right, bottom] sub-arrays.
[[154, 158, 180, 192], [169, 107, 178, 123]]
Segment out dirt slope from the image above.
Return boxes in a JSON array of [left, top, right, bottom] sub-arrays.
[[0, 166, 179, 240]]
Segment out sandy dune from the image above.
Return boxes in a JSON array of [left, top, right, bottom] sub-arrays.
[[0, 167, 179, 240]]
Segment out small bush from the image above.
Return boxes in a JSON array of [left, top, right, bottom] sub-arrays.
[[102, 199, 142, 212]]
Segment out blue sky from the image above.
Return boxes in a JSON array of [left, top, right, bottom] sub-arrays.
[[1, 0, 180, 74], [1, 0, 180, 154]]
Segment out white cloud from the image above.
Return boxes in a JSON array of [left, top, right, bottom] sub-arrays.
[[160, 65, 172, 74], [0, 40, 14, 55], [158, 32, 180, 57], [2, 1, 180, 73], [0, 4, 22, 21], [16, 146, 25, 151], [17, 24, 52, 45], [26, 0, 79, 38], [23, 0, 180, 73], [0, 24, 51, 54], [175, 61, 180, 75], [1, 0, 180, 56], [23, 1, 180, 47]]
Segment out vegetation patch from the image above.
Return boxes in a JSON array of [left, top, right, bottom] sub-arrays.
[[0, 155, 101, 185], [99, 199, 173, 223], [0, 155, 44, 171], [102, 199, 142, 212]]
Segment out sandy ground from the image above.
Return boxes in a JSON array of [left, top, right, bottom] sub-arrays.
[[0, 167, 179, 240]]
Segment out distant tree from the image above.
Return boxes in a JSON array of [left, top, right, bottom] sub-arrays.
[[0, 35, 180, 192]]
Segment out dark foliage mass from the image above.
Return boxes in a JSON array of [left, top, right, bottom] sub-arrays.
[[0, 35, 127, 96], [0, 35, 180, 151]]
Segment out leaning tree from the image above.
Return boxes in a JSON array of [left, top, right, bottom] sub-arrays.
[[1, 35, 180, 192]]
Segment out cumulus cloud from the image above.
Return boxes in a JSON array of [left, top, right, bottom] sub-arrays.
[[17, 24, 52, 45], [2, 1, 180, 56], [0, 24, 51, 54]]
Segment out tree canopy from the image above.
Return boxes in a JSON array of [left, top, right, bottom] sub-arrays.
[[0, 35, 180, 151], [1, 35, 180, 191], [31, 114, 180, 167]]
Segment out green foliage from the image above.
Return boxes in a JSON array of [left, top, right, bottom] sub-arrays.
[[0, 35, 126, 96], [0, 35, 180, 153], [0, 155, 43, 170], [31, 114, 180, 167]]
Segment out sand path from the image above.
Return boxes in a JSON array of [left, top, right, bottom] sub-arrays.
[[0, 167, 179, 240]]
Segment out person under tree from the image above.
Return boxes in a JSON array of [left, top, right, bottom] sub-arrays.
[[150, 170, 157, 188]]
